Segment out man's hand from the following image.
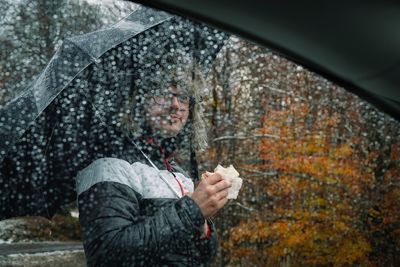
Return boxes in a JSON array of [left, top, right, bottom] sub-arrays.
[[188, 172, 231, 219]]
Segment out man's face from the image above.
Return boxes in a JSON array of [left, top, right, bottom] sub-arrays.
[[144, 85, 190, 137]]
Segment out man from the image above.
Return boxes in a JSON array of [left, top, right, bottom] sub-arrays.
[[76, 57, 231, 266]]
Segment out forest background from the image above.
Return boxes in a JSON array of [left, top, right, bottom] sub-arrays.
[[1, 1, 399, 266]]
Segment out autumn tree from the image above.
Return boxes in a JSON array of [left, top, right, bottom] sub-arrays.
[[224, 102, 376, 266], [199, 38, 400, 267]]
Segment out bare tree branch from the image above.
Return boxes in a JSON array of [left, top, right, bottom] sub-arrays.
[[237, 167, 346, 189], [237, 167, 278, 176], [232, 201, 257, 212], [260, 84, 306, 100], [213, 133, 280, 142]]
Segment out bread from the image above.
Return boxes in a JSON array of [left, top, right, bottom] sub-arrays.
[[201, 164, 243, 199]]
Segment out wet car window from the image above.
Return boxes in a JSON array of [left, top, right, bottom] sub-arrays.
[[1, 1, 399, 267]]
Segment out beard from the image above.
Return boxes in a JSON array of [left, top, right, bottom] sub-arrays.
[[147, 114, 185, 137]]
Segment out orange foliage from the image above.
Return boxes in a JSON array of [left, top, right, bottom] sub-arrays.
[[223, 102, 400, 267], [201, 41, 400, 267]]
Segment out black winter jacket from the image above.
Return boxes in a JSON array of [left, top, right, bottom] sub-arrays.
[[76, 139, 218, 266]]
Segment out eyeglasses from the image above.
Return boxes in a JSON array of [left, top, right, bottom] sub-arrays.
[[151, 92, 191, 106]]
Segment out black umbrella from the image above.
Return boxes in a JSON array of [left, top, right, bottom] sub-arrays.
[[0, 5, 227, 220]]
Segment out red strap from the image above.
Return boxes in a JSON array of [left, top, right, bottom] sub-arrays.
[[146, 136, 154, 144], [158, 144, 183, 196], [144, 136, 183, 197], [174, 177, 184, 197], [201, 221, 212, 240]]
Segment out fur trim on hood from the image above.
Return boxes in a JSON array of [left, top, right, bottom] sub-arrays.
[[120, 52, 208, 151]]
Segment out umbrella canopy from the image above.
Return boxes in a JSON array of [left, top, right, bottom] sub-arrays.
[[133, 0, 400, 121], [0, 5, 227, 220]]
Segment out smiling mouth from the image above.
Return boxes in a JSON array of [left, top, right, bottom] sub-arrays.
[[169, 114, 181, 121], [159, 115, 180, 125]]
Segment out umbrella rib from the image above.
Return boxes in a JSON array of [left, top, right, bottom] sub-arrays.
[[43, 122, 57, 159], [29, 121, 58, 219]]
